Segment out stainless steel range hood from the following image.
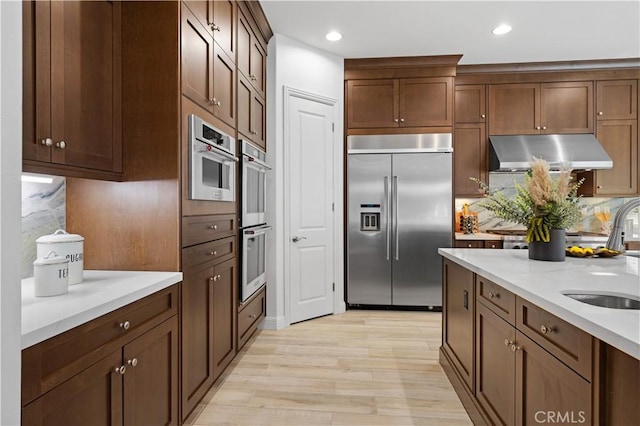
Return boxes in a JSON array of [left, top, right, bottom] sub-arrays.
[[489, 134, 613, 172]]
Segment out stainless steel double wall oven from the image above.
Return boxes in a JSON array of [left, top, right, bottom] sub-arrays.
[[240, 140, 271, 302]]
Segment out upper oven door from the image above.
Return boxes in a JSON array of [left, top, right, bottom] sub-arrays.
[[241, 142, 271, 227], [190, 139, 237, 201]]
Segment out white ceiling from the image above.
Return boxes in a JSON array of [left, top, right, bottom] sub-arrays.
[[260, 1, 640, 65]]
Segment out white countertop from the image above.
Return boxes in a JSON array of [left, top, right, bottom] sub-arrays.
[[22, 270, 183, 349], [439, 249, 640, 360]]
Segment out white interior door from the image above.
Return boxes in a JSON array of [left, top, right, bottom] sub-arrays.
[[286, 90, 335, 324]]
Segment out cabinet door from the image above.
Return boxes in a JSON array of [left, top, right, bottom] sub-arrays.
[[454, 123, 487, 197], [442, 259, 475, 391], [124, 318, 179, 426], [597, 80, 638, 120], [213, 0, 236, 61], [489, 84, 539, 135], [212, 258, 238, 380], [252, 93, 266, 150], [236, 7, 252, 79], [399, 77, 453, 127], [49, 0, 122, 172], [595, 120, 638, 195], [250, 37, 267, 99], [540, 82, 593, 134], [22, 350, 123, 426], [212, 43, 236, 127], [515, 331, 592, 425], [346, 79, 398, 128], [475, 302, 516, 426], [237, 74, 253, 140], [181, 3, 214, 113], [183, 1, 213, 35], [181, 265, 215, 420], [455, 85, 486, 123]]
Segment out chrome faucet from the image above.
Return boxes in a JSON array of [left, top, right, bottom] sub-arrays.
[[606, 198, 640, 252]]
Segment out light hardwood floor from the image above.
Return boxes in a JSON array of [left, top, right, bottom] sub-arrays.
[[184, 310, 472, 425]]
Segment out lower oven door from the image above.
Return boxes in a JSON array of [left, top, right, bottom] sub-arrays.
[[242, 225, 271, 302], [242, 154, 270, 228]]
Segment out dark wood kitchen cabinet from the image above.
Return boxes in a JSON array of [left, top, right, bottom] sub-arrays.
[[455, 85, 487, 123], [596, 80, 638, 120], [238, 73, 266, 150], [238, 286, 266, 350], [454, 123, 487, 197], [237, 4, 267, 100], [22, 0, 122, 180], [181, 214, 237, 421], [183, 0, 236, 61], [346, 77, 453, 129], [181, 3, 236, 128], [22, 286, 179, 426], [489, 81, 593, 135]]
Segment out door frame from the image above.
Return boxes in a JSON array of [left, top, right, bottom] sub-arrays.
[[283, 86, 345, 326]]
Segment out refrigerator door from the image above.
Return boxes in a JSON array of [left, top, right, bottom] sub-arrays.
[[347, 154, 392, 305], [392, 153, 452, 306]]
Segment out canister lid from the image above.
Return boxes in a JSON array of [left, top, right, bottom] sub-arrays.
[[36, 229, 84, 243], [33, 251, 69, 266]]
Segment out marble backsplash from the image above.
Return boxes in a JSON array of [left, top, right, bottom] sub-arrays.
[[22, 176, 66, 278], [456, 173, 640, 239]]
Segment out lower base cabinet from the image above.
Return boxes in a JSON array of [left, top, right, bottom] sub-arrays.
[[238, 286, 266, 351], [22, 286, 180, 426]]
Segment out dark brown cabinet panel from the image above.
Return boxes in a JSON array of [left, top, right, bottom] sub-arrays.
[[442, 259, 475, 391], [453, 240, 484, 248], [238, 286, 266, 350], [455, 85, 486, 123], [250, 37, 267, 99], [589, 120, 638, 196], [454, 123, 487, 197], [212, 258, 238, 378], [181, 4, 214, 113], [237, 5, 266, 100], [23, 0, 122, 179], [238, 74, 266, 150], [477, 276, 515, 323], [489, 82, 593, 135], [483, 240, 503, 249], [596, 80, 638, 120], [475, 302, 516, 426], [347, 77, 453, 129], [22, 287, 179, 426], [213, 43, 236, 127], [183, 0, 236, 62]]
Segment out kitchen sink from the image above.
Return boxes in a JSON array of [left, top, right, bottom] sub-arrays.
[[564, 293, 640, 310]]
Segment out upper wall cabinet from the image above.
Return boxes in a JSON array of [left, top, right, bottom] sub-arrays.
[[489, 82, 593, 135], [183, 0, 236, 62], [22, 0, 123, 180], [346, 77, 454, 129], [181, 3, 236, 128], [237, 5, 266, 100], [596, 80, 638, 120], [455, 85, 486, 123]]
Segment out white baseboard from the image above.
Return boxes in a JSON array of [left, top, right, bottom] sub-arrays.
[[261, 315, 288, 330], [335, 300, 346, 314]]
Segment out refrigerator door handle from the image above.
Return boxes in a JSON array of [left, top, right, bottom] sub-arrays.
[[393, 176, 399, 261], [384, 176, 390, 260]]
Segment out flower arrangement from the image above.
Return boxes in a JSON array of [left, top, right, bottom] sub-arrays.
[[473, 159, 584, 243]]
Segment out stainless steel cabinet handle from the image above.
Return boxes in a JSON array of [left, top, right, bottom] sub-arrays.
[[56, 141, 66, 149], [291, 236, 307, 242], [115, 365, 126, 375], [41, 138, 53, 146], [209, 225, 218, 230], [393, 176, 399, 261], [128, 358, 138, 367], [119, 321, 131, 330]]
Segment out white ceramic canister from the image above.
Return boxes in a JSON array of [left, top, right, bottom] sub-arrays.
[[36, 229, 84, 284], [33, 251, 69, 297]]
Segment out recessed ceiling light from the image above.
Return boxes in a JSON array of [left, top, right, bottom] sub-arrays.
[[492, 24, 512, 35], [325, 31, 342, 42]]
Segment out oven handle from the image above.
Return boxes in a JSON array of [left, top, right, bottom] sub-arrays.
[[243, 225, 272, 236], [198, 144, 238, 163], [243, 155, 272, 170]]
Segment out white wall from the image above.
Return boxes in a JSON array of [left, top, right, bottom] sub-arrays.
[[0, 0, 23, 423], [264, 34, 344, 329]]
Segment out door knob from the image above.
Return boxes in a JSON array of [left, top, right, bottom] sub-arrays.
[[291, 236, 307, 242]]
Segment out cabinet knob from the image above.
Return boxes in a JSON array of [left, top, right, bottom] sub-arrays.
[[114, 365, 126, 375], [249, 314, 257, 319], [41, 137, 53, 147], [504, 339, 512, 347], [56, 140, 66, 149], [209, 225, 218, 230], [481, 114, 486, 119], [488, 291, 499, 299], [127, 358, 138, 367], [467, 244, 472, 248], [490, 244, 496, 248], [540, 325, 554, 334], [394, 118, 399, 123], [210, 24, 220, 32], [535, 126, 541, 130], [598, 111, 604, 116], [399, 118, 405, 122], [119, 321, 131, 330], [251, 130, 257, 135], [542, 126, 547, 130], [510, 343, 522, 352], [213, 274, 221, 281], [597, 185, 602, 189], [209, 251, 218, 256], [249, 74, 257, 81]]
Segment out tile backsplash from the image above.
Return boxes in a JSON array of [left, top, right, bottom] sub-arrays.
[[456, 173, 640, 239], [22, 176, 66, 278]]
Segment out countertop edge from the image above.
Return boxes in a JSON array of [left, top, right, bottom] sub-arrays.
[[21, 271, 183, 349], [438, 248, 640, 360]]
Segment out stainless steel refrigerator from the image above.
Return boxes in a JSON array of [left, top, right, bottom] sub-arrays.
[[347, 133, 453, 308]]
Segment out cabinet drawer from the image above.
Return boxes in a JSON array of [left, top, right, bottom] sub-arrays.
[[484, 240, 503, 249], [182, 236, 236, 271], [238, 286, 265, 350], [516, 298, 593, 380], [476, 276, 516, 323], [22, 285, 178, 405], [182, 214, 236, 247], [455, 240, 484, 248]]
